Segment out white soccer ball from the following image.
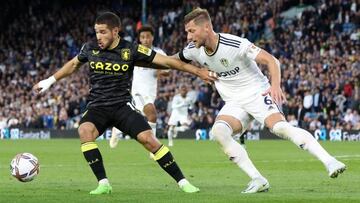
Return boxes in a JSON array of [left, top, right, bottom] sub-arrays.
[[10, 153, 40, 182]]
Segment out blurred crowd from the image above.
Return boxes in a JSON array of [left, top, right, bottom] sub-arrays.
[[0, 0, 359, 133]]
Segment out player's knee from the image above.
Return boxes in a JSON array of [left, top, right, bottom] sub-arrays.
[[78, 124, 97, 142], [271, 121, 289, 137], [272, 121, 314, 149], [137, 130, 161, 151], [146, 113, 157, 123], [143, 104, 157, 122], [210, 121, 233, 143]]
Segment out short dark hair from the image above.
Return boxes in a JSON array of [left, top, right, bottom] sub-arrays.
[[95, 11, 121, 29], [138, 25, 154, 36], [184, 7, 211, 25]]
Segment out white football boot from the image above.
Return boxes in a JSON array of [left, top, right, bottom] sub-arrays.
[[242, 177, 270, 193], [327, 159, 346, 178], [109, 135, 119, 148]]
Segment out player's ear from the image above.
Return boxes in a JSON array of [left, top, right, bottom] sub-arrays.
[[112, 27, 120, 36], [203, 22, 210, 32]]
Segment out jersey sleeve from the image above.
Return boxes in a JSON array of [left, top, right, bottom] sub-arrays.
[[77, 43, 90, 63], [133, 44, 156, 63], [238, 38, 262, 60], [155, 48, 167, 56], [178, 42, 197, 63]]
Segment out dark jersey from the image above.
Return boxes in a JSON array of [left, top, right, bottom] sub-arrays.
[[77, 39, 156, 108]]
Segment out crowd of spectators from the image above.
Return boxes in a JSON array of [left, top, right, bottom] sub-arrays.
[[0, 0, 359, 135]]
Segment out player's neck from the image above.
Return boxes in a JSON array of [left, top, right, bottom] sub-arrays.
[[205, 32, 219, 54], [109, 36, 120, 50]]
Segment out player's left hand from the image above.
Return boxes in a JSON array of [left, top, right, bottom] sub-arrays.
[[197, 68, 218, 84], [262, 85, 287, 105]]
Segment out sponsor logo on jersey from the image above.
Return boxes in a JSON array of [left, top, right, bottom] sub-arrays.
[[137, 44, 152, 56], [121, 49, 131, 61], [92, 50, 100, 55], [220, 58, 229, 67], [89, 61, 129, 73], [217, 67, 240, 77]]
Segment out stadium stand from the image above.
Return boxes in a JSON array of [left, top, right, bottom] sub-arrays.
[[0, 0, 358, 134]]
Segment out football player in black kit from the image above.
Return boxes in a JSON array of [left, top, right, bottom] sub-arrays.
[[33, 12, 217, 195]]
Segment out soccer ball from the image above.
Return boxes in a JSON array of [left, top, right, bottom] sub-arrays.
[[10, 153, 40, 182]]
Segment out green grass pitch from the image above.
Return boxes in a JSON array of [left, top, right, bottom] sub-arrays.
[[0, 139, 359, 203]]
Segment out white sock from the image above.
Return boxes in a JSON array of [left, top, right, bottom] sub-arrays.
[[168, 126, 174, 145], [99, 178, 109, 185], [272, 121, 334, 165], [211, 121, 263, 179], [177, 178, 189, 187], [148, 122, 157, 137]]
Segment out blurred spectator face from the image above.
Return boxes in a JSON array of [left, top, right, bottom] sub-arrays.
[[180, 85, 187, 97], [139, 31, 154, 48], [94, 24, 119, 49]]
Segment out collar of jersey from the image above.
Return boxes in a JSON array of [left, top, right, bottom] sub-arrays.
[[108, 37, 121, 50], [204, 33, 220, 57]]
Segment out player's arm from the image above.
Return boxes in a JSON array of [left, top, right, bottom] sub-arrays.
[[254, 49, 286, 104], [134, 61, 169, 70], [152, 53, 217, 84], [33, 56, 83, 93]]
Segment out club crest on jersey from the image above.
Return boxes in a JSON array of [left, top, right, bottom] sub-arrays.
[[92, 50, 100, 55], [137, 44, 152, 56], [220, 58, 229, 67], [121, 49, 131, 61]]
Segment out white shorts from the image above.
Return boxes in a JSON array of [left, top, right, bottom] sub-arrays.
[[132, 92, 156, 113], [217, 92, 281, 134], [168, 114, 190, 126]]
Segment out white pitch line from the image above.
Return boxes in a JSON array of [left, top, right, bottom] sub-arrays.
[[1, 155, 360, 169], [334, 154, 360, 158]]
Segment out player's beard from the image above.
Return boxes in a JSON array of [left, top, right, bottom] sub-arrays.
[[98, 37, 113, 50], [195, 38, 205, 48]]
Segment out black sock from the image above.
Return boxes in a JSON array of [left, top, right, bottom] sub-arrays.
[[81, 142, 107, 181], [154, 145, 185, 182], [240, 131, 246, 145]]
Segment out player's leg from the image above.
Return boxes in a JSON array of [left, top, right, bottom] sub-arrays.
[[266, 113, 346, 178], [211, 114, 269, 193], [115, 103, 199, 193], [167, 114, 178, 147], [167, 125, 175, 147], [248, 91, 346, 178], [212, 103, 269, 193], [143, 103, 157, 137], [79, 109, 112, 194], [133, 93, 157, 138], [143, 102, 157, 158], [109, 127, 122, 148], [238, 131, 246, 147]]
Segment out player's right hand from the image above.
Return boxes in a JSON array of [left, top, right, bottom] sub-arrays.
[[198, 68, 218, 84], [33, 76, 56, 94]]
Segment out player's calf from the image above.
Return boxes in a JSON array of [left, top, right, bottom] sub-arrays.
[[137, 131, 199, 192], [271, 121, 347, 177]]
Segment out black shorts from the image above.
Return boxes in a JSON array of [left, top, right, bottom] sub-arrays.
[[79, 102, 151, 139]]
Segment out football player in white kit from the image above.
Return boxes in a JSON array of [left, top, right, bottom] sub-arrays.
[[177, 8, 346, 193], [167, 85, 192, 146], [109, 25, 168, 149]]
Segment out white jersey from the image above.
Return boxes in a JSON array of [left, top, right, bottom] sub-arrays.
[[180, 33, 269, 103], [131, 47, 166, 99], [168, 94, 191, 125]]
